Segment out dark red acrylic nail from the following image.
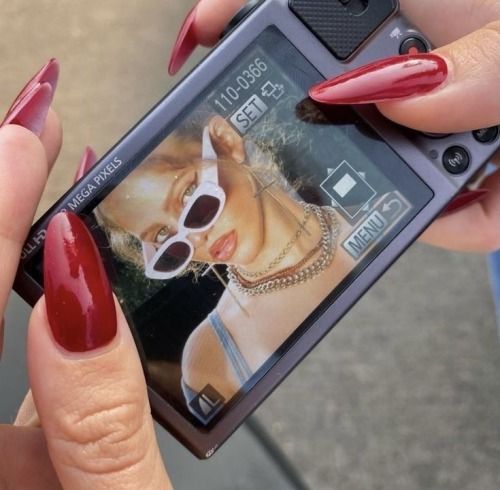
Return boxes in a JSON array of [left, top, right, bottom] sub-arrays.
[[309, 54, 448, 105], [168, 3, 200, 75], [1, 82, 53, 136], [3, 59, 59, 118], [44, 212, 116, 353], [74, 146, 98, 182], [441, 189, 490, 217]]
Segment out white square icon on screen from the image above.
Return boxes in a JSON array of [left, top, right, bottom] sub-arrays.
[[321, 160, 377, 220], [333, 173, 357, 198]]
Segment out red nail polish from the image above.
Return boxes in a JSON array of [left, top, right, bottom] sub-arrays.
[[441, 189, 490, 217], [1, 82, 53, 136], [309, 54, 448, 105], [44, 212, 117, 353], [74, 146, 98, 182], [168, 3, 200, 76], [3, 59, 59, 118]]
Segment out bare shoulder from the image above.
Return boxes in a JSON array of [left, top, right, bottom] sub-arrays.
[[182, 317, 239, 400]]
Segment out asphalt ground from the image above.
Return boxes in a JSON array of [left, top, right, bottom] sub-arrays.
[[1, 2, 499, 489]]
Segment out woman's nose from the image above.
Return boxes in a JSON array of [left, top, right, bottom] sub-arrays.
[[187, 231, 208, 247]]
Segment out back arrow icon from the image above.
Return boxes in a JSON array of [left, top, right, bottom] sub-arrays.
[[382, 199, 403, 218]]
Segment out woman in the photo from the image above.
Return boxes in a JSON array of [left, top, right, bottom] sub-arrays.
[[97, 114, 358, 404]]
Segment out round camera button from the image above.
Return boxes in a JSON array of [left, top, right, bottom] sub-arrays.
[[399, 37, 429, 55], [443, 146, 470, 175], [472, 126, 499, 144]]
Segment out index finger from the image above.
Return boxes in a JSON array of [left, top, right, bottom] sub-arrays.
[[0, 125, 51, 319], [0, 60, 62, 358]]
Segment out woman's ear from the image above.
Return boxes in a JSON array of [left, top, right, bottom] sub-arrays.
[[208, 115, 246, 164]]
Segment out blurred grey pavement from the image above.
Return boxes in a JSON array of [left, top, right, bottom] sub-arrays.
[[1, 1, 499, 489]]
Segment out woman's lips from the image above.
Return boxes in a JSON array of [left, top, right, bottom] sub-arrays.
[[209, 230, 237, 262]]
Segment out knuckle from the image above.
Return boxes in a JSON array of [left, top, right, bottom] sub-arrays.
[[53, 394, 154, 476], [463, 30, 500, 71], [450, 19, 500, 70], [477, 20, 500, 59]]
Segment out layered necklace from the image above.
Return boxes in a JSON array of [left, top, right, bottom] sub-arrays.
[[227, 203, 341, 296]]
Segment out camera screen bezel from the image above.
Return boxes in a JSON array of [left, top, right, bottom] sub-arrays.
[[15, 0, 468, 458]]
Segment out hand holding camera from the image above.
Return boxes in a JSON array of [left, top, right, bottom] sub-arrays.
[[0, 0, 499, 487]]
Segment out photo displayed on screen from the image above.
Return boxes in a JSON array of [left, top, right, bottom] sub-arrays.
[[90, 27, 432, 427]]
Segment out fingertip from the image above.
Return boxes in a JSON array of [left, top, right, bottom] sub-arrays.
[[193, 0, 246, 46], [39, 108, 63, 170], [0, 123, 48, 182], [373, 53, 453, 131]]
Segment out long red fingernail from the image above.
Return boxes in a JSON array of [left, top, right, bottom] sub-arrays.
[[74, 146, 98, 182], [309, 54, 448, 105], [168, 3, 200, 75], [1, 83, 53, 136], [441, 189, 490, 217], [4, 59, 59, 117], [1, 59, 59, 135], [44, 212, 117, 353]]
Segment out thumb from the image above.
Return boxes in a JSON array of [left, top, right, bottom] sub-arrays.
[[27, 212, 172, 490], [380, 19, 500, 132], [310, 20, 500, 133]]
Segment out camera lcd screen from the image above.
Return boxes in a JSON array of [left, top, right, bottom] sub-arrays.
[[32, 27, 433, 428]]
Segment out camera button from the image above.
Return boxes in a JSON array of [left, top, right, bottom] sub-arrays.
[[443, 146, 470, 175], [472, 126, 499, 144], [399, 37, 429, 55], [421, 132, 450, 139]]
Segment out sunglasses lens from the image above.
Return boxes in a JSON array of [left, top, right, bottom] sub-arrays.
[[184, 195, 221, 229], [153, 242, 191, 273]]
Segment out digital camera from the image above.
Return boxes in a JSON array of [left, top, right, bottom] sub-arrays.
[[15, 0, 500, 458]]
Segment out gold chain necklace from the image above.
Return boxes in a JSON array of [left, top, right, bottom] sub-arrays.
[[231, 241, 322, 288], [237, 204, 313, 279], [228, 204, 340, 296]]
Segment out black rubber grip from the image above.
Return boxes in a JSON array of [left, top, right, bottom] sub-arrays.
[[289, 0, 398, 60]]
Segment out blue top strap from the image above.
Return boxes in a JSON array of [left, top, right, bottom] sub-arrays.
[[208, 310, 253, 385]]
